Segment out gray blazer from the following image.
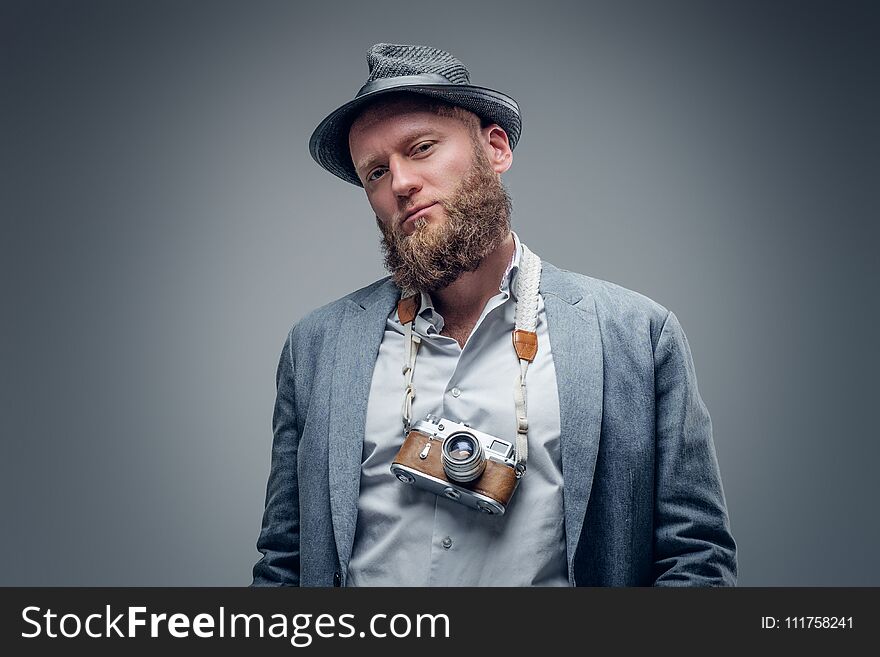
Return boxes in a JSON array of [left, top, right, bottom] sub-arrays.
[[252, 261, 737, 586]]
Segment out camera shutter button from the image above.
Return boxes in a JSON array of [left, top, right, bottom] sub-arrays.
[[441, 537, 453, 549]]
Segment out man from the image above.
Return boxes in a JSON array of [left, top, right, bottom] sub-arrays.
[[252, 43, 736, 586]]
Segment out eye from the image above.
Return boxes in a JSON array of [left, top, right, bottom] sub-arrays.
[[367, 167, 387, 182], [412, 142, 434, 156]]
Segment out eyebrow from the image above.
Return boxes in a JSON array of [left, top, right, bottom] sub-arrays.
[[354, 128, 440, 177]]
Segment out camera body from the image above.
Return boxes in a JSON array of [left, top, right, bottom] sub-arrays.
[[390, 415, 520, 515]]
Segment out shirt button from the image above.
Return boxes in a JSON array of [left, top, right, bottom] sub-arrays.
[[451, 387, 461, 398], [441, 536, 453, 549]]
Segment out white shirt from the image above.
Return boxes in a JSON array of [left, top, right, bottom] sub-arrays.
[[347, 232, 568, 586]]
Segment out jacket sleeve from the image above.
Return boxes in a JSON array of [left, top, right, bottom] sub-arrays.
[[251, 331, 301, 586], [652, 311, 737, 586]]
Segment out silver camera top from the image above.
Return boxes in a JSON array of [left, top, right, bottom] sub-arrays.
[[411, 416, 516, 468]]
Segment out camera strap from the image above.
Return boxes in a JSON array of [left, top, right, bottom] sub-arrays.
[[397, 243, 543, 478], [399, 294, 422, 432], [511, 244, 542, 477]]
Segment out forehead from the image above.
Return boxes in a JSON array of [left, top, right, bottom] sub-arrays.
[[348, 98, 470, 155]]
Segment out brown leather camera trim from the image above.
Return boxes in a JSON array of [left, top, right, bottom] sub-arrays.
[[397, 294, 420, 325], [393, 430, 519, 506], [512, 329, 537, 362]]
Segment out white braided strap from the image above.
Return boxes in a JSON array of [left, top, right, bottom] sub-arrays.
[[514, 245, 542, 333]]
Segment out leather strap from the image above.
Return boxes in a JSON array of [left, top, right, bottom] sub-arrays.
[[512, 329, 538, 362], [397, 294, 420, 325]]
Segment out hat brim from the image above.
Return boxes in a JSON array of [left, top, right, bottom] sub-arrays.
[[309, 82, 521, 187]]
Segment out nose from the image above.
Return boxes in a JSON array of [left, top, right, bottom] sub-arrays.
[[389, 155, 421, 199]]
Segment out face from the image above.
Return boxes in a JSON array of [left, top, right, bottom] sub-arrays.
[[349, 97, 513, 292]]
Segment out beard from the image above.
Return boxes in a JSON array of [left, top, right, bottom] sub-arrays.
[[375, 145, 512, 294]]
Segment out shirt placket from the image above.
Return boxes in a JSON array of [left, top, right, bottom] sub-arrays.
[[425, 290, 510, 585]]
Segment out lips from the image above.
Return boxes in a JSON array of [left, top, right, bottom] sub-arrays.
[[403, 201, 436, 221], [401, 202, 437, 226]]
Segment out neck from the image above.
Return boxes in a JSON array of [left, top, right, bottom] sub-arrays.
[[430, 232, 515, 325]]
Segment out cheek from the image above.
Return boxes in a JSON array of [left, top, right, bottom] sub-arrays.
[[367, 195, 398, 230], [425, 157, 470, 194], [365, 191, 391, 219]]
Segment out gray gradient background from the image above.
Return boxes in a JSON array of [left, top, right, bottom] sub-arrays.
[[2, 0, 877, 586]]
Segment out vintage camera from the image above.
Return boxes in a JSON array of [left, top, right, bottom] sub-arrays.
[[390, 415, 521, 515]]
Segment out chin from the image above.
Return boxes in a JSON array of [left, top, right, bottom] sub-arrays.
[[400, 218, 434, 239], [416, 214, 447, 231]]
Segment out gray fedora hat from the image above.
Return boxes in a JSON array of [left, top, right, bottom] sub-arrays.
[[309, 43, 522, 187]]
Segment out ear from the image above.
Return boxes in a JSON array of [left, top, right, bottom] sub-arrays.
[[480, 124, 513, 174]]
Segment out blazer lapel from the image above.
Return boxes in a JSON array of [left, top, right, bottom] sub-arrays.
[[327, 279, 400, 572], [540, 262, 604, 582]]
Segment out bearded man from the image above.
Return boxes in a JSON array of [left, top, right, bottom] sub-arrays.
[[252, 44, 737, 587]]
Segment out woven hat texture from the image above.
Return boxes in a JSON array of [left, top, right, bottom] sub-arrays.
[[365, 43, 471, 83]]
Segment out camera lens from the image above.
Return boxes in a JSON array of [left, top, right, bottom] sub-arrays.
[[448, 437, 475, 459], [441, 432, 486, 483]]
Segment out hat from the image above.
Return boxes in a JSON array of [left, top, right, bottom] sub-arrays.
[[308, 43, 522, 186]]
